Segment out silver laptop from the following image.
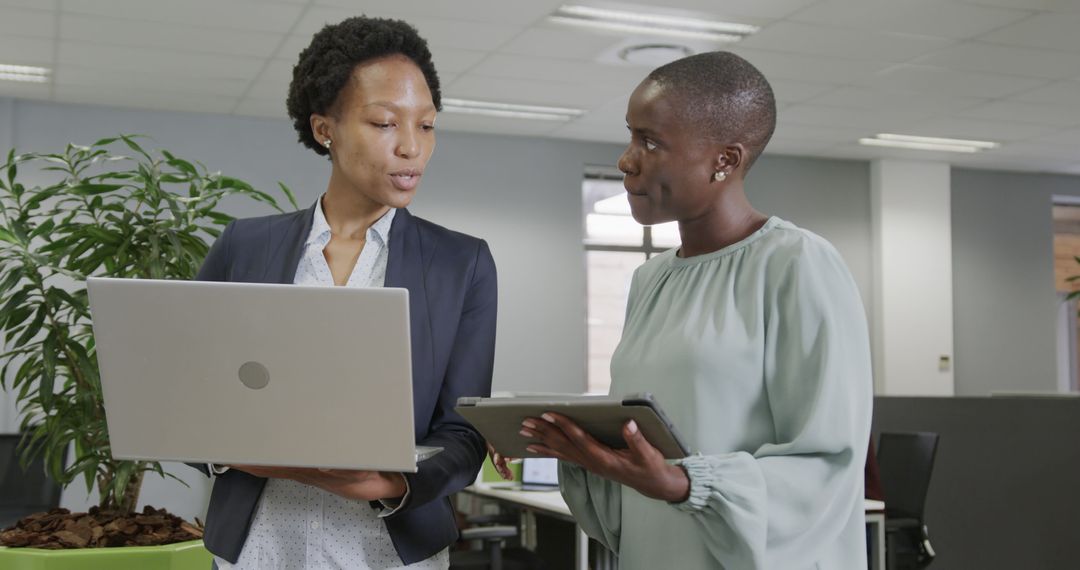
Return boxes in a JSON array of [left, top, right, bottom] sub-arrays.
[[86, 277, 440, 473]]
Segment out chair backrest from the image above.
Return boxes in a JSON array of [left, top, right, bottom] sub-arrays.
[[877, 431, 939, 521], [0, 434, 63, 510]]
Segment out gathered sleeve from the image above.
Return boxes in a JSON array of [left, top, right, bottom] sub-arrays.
[[558, 461, 622, 552], [672, 240, 873, 567]]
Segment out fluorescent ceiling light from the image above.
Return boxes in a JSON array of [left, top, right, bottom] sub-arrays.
[[0, 63, 49, 83], [442, 98, 585, 121], [875, 133, 999, 150], [858, 133, 1000, 153], [550, 5, 759, 43]]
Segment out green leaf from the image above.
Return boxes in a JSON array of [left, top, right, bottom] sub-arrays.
[[0, 227, 19, 245], [13, 305, 46, 348], [278, 182, 299, 210], [69, 183, 124, 196]]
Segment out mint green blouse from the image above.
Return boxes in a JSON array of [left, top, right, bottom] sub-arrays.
[[560, 217, 873, 569]]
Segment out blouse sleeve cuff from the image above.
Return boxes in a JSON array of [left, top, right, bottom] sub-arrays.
[[673, 453, 719, 513]]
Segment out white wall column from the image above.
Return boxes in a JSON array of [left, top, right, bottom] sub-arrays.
[[871, 159, 955, 395]]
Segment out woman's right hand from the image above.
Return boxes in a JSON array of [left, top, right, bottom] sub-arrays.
[[487, 442, 516, 480]]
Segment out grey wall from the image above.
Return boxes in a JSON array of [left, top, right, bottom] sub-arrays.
[[874, 396, 1080, 569], [746, 154, 872, 308], [952, 169, 1080, 396]]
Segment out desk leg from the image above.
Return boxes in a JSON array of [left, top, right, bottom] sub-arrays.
[[575, 526, 588, 570], [866, 514, 885, 570]]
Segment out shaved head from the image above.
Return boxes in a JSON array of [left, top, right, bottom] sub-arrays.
[[647, 51, 776, 170]]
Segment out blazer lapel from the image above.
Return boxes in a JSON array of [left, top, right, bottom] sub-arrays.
[[385, 209, 434, 436], [264, 201, 317, 284]]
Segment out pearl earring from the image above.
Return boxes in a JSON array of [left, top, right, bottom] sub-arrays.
[[323, 139, 332, 149], [714, 170, 727, 182]]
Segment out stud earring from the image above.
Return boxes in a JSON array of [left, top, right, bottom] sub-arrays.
[[323, 139, 332, 149], [714, 170, 727, 182]]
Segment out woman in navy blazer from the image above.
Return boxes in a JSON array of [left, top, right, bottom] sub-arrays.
[[193, 17, 496, 568]]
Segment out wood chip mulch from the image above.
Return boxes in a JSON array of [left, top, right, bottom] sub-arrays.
[[0, 505, 204, 549]]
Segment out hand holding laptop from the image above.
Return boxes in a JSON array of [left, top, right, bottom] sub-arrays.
[[228, 464, 408, 502]]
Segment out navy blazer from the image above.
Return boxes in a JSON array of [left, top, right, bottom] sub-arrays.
[[192, 202, 497, 565]]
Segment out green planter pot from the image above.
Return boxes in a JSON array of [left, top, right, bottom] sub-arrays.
[[0, 539, 211, 570]]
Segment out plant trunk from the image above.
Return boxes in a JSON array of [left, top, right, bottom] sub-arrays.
[[97, 470, 145, 514]]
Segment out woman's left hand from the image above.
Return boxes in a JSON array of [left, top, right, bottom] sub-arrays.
[[230, 465, 407, 502], [520, 412, 690, 503]]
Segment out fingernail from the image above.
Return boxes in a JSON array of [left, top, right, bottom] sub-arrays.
[[521, 420, 536, 429], [541, 413, 555, 423], [526, 446, 538, 454], [493, 453, 501, 463], [627, 420, 638, 434], [519, 429, 532, 437]]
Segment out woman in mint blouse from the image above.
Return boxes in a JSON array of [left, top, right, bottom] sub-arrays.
[[508, 52, 873, 568]]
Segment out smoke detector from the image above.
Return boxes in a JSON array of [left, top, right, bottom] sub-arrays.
[[617, 43, 693, 66]]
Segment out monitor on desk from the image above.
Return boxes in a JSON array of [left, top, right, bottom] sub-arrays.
[[520, 457, 559, 491]]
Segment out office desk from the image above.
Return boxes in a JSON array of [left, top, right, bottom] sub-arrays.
[[466, 484, 887, 570]]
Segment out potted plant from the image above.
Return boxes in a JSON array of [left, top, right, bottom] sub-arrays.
[[0, 135, 296, 568]]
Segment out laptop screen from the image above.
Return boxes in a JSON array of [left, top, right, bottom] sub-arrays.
[[521, 457, 559, 486]]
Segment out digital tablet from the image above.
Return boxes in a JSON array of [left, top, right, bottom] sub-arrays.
[[455, 392, 689, 459]]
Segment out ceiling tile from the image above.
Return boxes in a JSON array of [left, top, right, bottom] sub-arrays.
[[771, 122, 878, 144], [311, 0, 565, 25], [244, 80, 289, 103], [53, 66, 251, 97], [738, 21, 955, 62], [448, 74, 628, 108], [54, 84, 238, 115], [791, 0, 1030, 39], [1010, 80, 1080, 105], [1030, 129, 1080, 146], [902, 116, 1060, 141], [857, 64, 1048, 98], [780, 104, 933, 131], [768, 79, 837, 104], [498, 27, 624, 61], [256, 59, 295, 88], [467, 54, 644, 88], [911, 41, 1080, 79], [435, 111, 565, 138], [0, 0, 56, 9], [978, 12, 1080, 52], [59, 0, 304, 33], [730, 48, 891, 84], [0, 34, 54, 66], [956, 100, 1080, 127], [993, 140, 1080, 160], [295, 8, 523, 51], [233, 96, 288, 119], [959, 0, 1080, 11], [661, 0, 819, 19], [0, 7, 54, 38], [807, 87, 987, 114], [56, 41, 263, 81], [59, 14, 284, 58], [0, 80, 50, 101], [431, 48, 489, 75]]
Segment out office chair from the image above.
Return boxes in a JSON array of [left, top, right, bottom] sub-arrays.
[[0, 433, 64, 528], [450, 512, 546, 570], [877, 431, 939, 570]]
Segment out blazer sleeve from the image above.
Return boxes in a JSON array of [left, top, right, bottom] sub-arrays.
[[388, 239, 497, 515], [186, 221, 237, 477]]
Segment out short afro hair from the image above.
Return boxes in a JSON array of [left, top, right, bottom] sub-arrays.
[[286, 16, 441, 156], [647, 51, 775, 171]]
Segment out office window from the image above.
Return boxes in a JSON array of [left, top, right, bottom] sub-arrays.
[[1053, 203, 1080, 392], [583, 174, 677, 394]]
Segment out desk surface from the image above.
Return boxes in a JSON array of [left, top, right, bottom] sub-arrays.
[[469, 483, 886, 517]]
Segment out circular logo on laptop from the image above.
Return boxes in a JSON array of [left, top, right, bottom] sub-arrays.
[[238, 361, 270, 390]]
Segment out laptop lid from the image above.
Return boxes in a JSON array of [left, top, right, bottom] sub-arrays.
[[87, 277, 421, 472]]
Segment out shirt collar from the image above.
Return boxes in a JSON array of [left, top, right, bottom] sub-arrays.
[[306, 195, 396, 248]]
